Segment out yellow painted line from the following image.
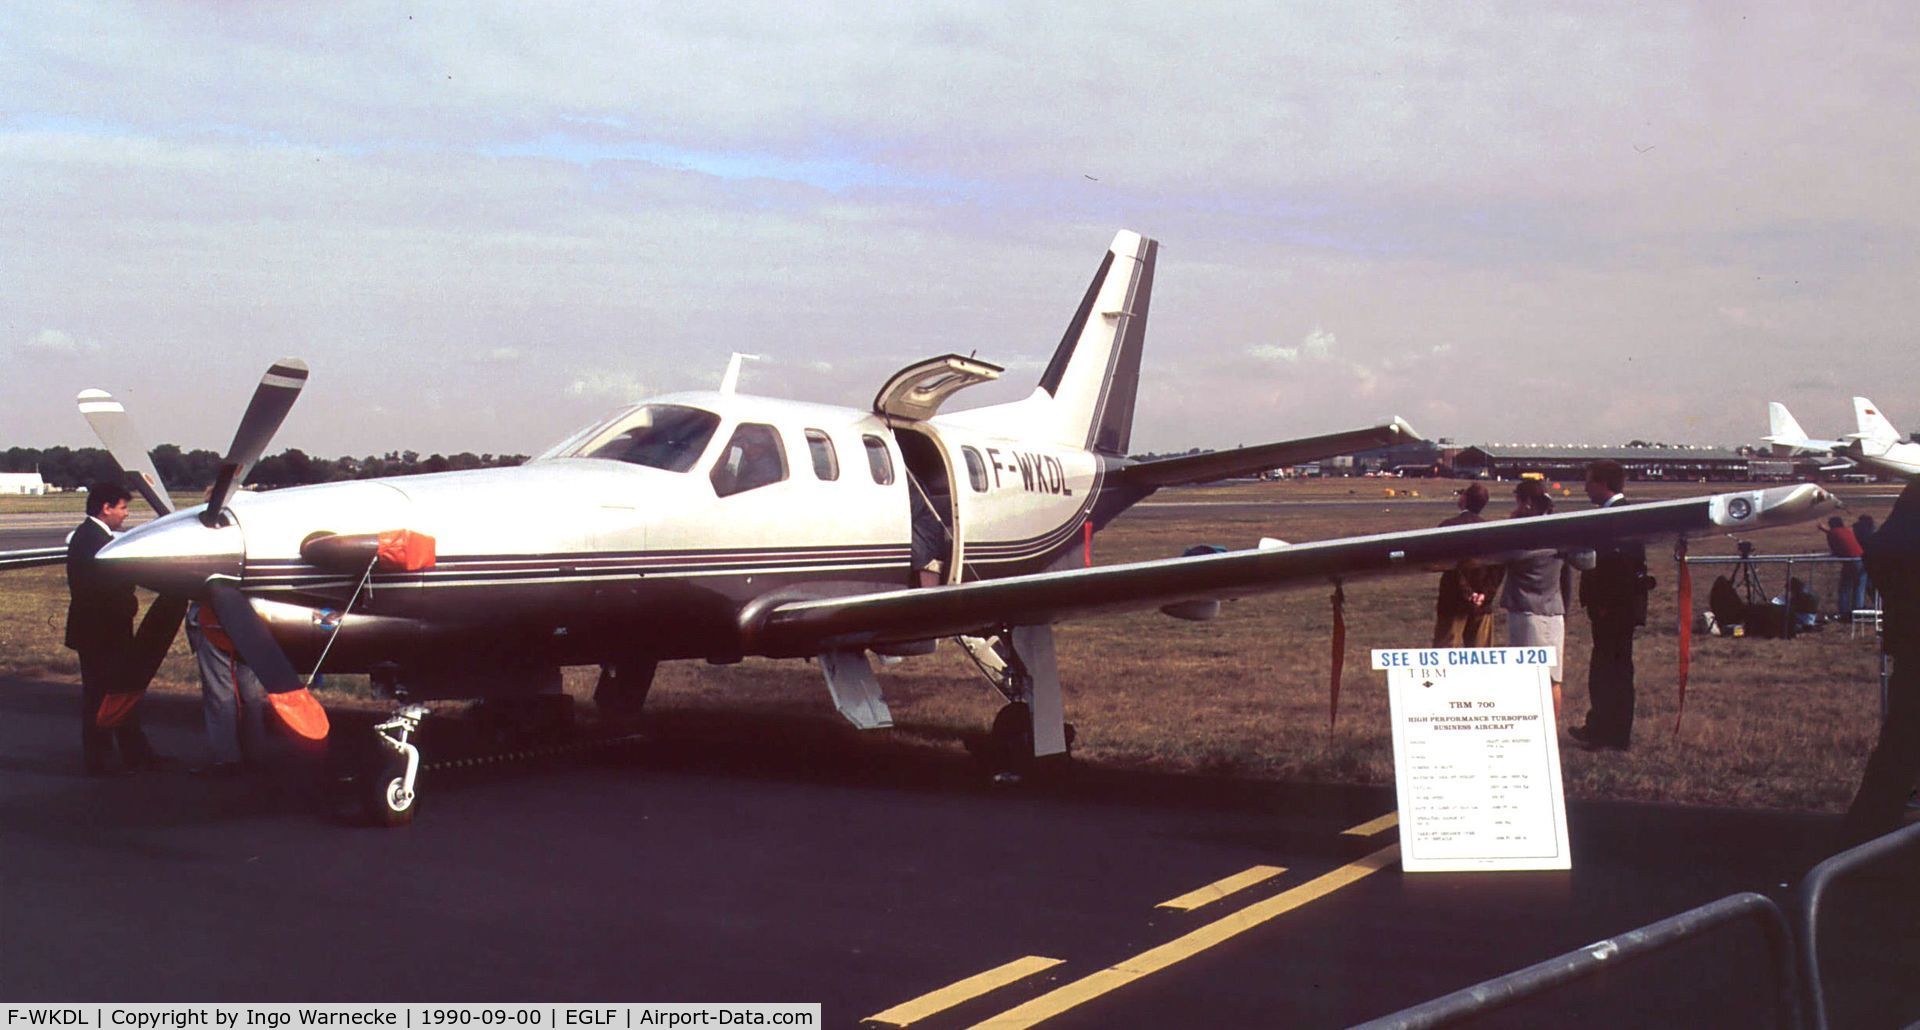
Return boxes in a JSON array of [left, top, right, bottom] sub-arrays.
[[1343, 811, 1399, 837], [1154, 865, 1287, 912], [865, 955, 1065, 1027], [971, 844, 1400, 1030]]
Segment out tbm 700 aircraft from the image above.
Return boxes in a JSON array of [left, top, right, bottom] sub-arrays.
[[4, 230, 1833, 825]]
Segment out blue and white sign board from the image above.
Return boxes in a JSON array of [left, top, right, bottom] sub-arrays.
[[1372, 647, 1572, 872]]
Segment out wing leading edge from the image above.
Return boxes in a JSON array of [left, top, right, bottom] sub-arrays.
[[0, 547, 67, 572], [742, 483, 1833, 657]]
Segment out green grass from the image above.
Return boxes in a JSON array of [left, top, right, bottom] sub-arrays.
[[1, 478, 1895, 812]]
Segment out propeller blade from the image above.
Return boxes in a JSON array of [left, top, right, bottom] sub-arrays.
[[96, 596, 189, 728], [205, 579, 330, 740], [76, 389, 174, 516], [203, 358, 309, 526]]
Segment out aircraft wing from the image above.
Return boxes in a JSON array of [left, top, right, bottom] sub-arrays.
[[743, 483, 1832, 657], [1119, 418, 1420, 488], [0, 546, 67, 572]]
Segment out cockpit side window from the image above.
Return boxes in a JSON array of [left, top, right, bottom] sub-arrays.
[[711, 423, 789, 497], [863, 434, 895, 485], [575, 405, 721, 472]]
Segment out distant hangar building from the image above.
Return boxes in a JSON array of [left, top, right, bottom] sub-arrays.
[[1452, 444, 1750, 481], [0, 472, 47, 495]]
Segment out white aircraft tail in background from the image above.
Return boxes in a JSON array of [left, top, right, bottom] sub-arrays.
[[1847, 397, 1920, 478], [1764, 401, 1844, 457], [1850, 397, 1904, 449], [1762, 397, 1919, 479]]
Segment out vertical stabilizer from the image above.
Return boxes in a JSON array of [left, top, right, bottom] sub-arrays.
[[1767, 402, 1810, 449], [1032, 231, 1157, 454], [1852, 397, 1902, 449]]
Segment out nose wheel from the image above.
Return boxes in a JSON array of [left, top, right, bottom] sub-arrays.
[[362, 704, 427, 827]]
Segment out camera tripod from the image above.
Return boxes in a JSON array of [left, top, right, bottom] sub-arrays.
[[1730, 545, 1769, 606]]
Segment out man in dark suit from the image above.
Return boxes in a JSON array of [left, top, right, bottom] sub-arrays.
[[1571, 459, 1649, 752], [67, 481, 156, 774]]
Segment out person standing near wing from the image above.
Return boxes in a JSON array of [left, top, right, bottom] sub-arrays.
[[1500, 479, 1592, 722], [1571, 459, 1650, 752], [1432, 482, 1503, 647], [186, 600, 268, 776], [1837, 481, 1920, 848], [66, 481, 160, 775]]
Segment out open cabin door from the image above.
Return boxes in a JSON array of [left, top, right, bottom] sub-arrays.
[[874, 355, 1000, 586], [873, 354, 1003, 422], [894, 426, 961, 584]]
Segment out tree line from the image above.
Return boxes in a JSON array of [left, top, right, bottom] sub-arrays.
[[0, 445, 529, 492]]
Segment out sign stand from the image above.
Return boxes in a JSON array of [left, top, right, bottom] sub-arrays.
[[1372, 647, 1572, 872]]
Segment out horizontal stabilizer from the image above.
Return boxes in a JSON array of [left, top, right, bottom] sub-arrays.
[[1122, 418, 1421, 489]]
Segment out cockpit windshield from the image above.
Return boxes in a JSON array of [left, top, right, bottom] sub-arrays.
[[540, 404, 722, 472]]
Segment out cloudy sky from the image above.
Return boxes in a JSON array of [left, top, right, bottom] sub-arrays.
[[4, 3, 1916, 458]]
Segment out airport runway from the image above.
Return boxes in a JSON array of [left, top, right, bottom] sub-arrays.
[[0, 512, 158, 553], [3, 678, 1913, 1026]]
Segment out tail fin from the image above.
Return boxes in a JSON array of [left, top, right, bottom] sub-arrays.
[[1765, 401, 1811, 456], [1031, 230, 1157, 454], [1852, 397, 1902, 448]]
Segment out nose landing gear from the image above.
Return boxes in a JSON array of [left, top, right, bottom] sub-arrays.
[[362, 704, 428, 827]]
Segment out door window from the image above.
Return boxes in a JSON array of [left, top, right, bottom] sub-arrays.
[[962, 447, 988, 492]]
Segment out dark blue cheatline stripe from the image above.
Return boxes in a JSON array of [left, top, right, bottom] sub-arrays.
[[241, 547, 913, 593], [245, 543, 909, 573], [963, 466, 1106, 567]]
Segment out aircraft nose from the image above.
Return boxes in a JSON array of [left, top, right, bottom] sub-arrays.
[[94, 509, 244, 598]]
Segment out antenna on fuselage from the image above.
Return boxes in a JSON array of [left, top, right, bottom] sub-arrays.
[[719, 353, 763, 394]]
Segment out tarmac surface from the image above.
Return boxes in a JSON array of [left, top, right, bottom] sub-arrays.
[[3, 678, 1916, 1026]]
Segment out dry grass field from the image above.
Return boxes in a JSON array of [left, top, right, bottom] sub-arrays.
[[0, 479, 1898, 813]]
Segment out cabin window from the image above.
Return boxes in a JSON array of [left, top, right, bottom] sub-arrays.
[[575, 405, 721, 472], [863, 434, 895, 485], [710, 423, 789, 497], [962, 447, 988, 492], [805, 430, 839, 481]]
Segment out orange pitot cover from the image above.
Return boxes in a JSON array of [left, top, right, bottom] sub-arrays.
[[374, 530, 437, 572]]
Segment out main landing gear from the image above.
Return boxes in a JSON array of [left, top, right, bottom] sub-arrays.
[[815, 625, 1076, 784], [960, 626, 1075, 784]]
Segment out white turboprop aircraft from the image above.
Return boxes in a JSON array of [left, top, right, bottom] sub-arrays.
[[4, 231, 1834, 824], [1765, 397, 1920, 479]]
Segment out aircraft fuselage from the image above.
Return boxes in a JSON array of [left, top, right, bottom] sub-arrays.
[[99, 389, 1139, 692]]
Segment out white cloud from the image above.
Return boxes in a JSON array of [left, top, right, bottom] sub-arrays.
[[17, 329, 99, 355], [1248, 328, 1336, 364], [2, 5, 1918, 453], [566, 371, 647, 401]]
